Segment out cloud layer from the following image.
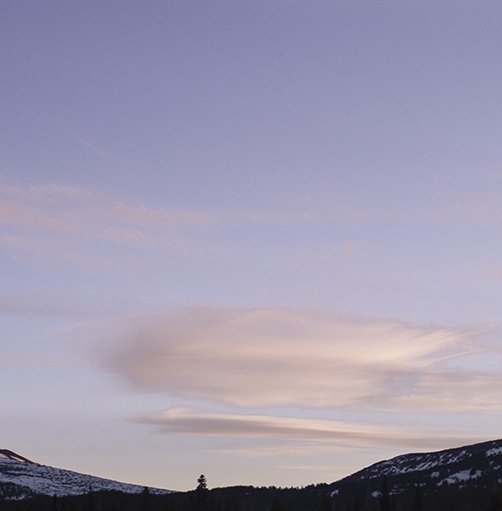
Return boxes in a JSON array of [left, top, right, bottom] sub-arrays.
[[139, 408, 482, 450], [0, 183, 210, 239], [104, 307, 498, 411], [0, 183, 327, 270], [0, 183, 217, 270]]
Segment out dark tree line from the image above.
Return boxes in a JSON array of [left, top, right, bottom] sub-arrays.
[[1, 477, 501, 511]]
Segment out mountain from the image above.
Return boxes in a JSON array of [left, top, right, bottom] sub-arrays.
[[0, 449, 172, 500], [211, 439, 502, 511], [3, 439, 502, 510], [326, 438, 502, 509]]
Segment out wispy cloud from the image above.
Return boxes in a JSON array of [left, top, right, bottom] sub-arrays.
[[0, 232, 36, 250], [76, 137, 119, 161], [112, 205, 212, 227], [0, 183, 209, 236], [0, 183, 89, 202], [138, 408, 483, 450], [103, 307, 497, 412], [0, 182, 324, 270], [0, 201, 71, 232], [0, 183, 214, 268], [0, 296, 95, 319], [453, 200, 502, 225]]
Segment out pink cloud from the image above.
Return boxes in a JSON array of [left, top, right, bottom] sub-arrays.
[[102, 307, 493, 411], [0, 183, 214, 268], [113, 205, 212, 227], [138, 407, 484, 450]]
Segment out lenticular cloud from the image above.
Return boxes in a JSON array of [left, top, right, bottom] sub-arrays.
[[104, 307, 491, 411], [138, 408, 480, 449]]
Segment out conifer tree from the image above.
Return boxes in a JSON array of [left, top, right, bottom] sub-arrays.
[[195, 475, 209, 511], [412, 485, 423, 511], [196, 476, 208, 492], [140, 487, 151, 511], [379, 477, 390, 511], [351, 495, 362, 511], [489, 484, 502, 511], [86, 488, 95, 511], [269, 500, 284, 511], [318, 495, 332, 511]]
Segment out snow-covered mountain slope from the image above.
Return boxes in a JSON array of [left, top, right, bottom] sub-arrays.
[[328, 438, 502, 502], [0, 450, 173, 500]]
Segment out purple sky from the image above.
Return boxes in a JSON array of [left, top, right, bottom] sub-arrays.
[[2, 0, 502, 491]]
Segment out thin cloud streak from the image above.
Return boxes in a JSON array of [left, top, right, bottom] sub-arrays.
[[76, 137, 119, 161], [0, 184, 208, 236], [103, 307, 496, 412], [0, 183, 90, 202], [0, 183, 323, 264], [139, 408, 484, 450], [112, 205, 212, 227], [0, 296, 93, 319], [0, 183, 214, 267]]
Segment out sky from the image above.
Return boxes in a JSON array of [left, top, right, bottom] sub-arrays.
[[2, 0, 502, 492]]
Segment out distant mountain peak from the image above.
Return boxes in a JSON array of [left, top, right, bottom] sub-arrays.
[[0, 450, 35, 464], [0, 449, 172, 500], [327, 438, 502, 509]]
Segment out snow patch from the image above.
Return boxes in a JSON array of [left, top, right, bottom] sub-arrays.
[[438, 470, 483, 486]]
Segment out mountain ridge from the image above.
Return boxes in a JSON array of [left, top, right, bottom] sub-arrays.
[[0, 452, 173, 500], [330, 437, 502, 488], [0, 450, 35, 464], [2, 438, 502, 510], [323, 437, 502, 509]]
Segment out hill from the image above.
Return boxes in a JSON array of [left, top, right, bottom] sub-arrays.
[[0, 449, 172, 500]]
